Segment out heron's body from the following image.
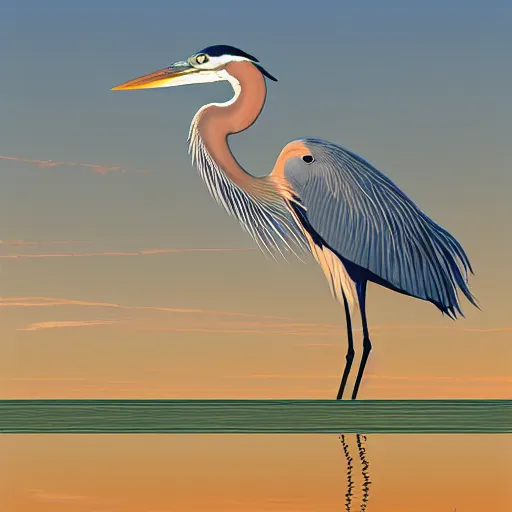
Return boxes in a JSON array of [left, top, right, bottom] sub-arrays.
[[113, 45, 478, 399]]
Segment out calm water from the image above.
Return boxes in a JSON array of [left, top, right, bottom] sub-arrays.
[[2, 434, 510, 511]]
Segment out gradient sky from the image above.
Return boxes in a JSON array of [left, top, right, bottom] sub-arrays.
[[2, 2, 512, 512], [1, 0, 511, 402]]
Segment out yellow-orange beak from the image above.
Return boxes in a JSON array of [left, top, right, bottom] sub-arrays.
[[111, 61, 221, 91]]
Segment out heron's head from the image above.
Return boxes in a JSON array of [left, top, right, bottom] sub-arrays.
[[111, 44, 277, 91]]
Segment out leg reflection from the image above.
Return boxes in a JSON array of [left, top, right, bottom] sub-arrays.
[[339, 434, 355, 512], [339, 434, 373, 511], [356, 434, 372, 512]]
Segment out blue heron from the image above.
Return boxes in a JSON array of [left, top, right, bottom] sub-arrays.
[[112, 45, 478, 399]]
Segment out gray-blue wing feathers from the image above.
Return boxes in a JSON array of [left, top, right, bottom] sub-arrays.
[[285, 138, 478, 319]]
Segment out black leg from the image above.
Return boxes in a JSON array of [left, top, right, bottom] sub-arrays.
[[336, 289, 355, 400], [352, 281, 372, 400]]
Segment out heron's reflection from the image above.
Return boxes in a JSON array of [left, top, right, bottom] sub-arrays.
[[339, 434, 372, 511]]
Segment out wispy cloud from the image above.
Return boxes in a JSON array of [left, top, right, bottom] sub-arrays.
[[462, 327, 512, 333], [0, 239, 90, 246], [0, 154, 150, 174], [365, 374, 512, 384], [368, 324, 512, 333], [299, 324, 512, 345], [18, 320, 120, 331], [241, 374, 342, 380], [6, 298, 510, 338], [0, 296, 289, 320], [149, 322, 511, 341], [231, 373, 512, 385], [5, 377, 89, 382], [4, 377, 137, 384], [0, 247, 255, 260], [29, 489, 87, 504], [127, 319, 339, 336], [73, 317, 512, 339], [26, 488, 112, 507]]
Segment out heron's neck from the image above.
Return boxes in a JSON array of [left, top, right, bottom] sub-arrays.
[[190, 61, 267, 190]]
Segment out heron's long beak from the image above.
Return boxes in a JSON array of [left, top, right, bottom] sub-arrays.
[[111, 61, 220, 91]]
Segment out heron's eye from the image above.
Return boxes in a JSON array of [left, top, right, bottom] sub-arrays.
[[195, 54, 209, 65], [302, 154, 315, 164]]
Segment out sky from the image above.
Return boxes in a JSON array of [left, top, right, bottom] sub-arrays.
[[2, 2, 512, 511], [0, 0, 511, 402]]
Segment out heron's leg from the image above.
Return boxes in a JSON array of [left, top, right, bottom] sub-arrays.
[[352, 281, 372, 400], [336, 289, 355, 400]]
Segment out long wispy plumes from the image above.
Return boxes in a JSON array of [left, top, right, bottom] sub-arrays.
[[0, 155, 151, 174]]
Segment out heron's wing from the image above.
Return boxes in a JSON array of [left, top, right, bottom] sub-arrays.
[[285, 138, 477, 318]]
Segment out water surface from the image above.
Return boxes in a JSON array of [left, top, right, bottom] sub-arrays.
[[2, 433, 510, 511]]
